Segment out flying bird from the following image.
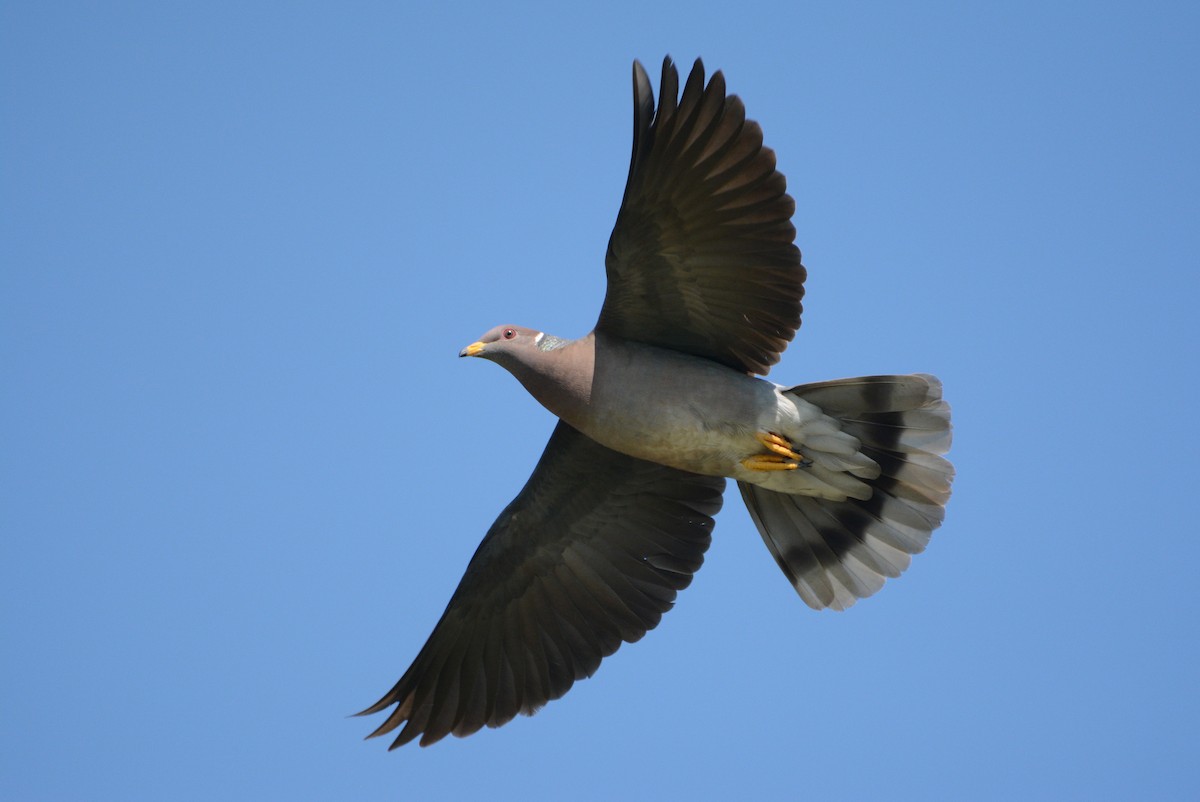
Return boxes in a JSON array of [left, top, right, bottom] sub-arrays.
[[359, 56, 954, 748]]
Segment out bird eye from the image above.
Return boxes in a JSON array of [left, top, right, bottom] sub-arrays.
[[503, 329, 516, 340]]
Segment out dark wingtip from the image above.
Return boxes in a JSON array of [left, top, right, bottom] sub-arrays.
[[660, 54, 678, 89], [632, 59, 652, 108], [623, 56, 659, 191], [352, 691, 395, 718]]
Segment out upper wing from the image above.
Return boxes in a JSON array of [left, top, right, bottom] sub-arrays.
[[358, 422, 725, 748], [597, 56, 806, 376]]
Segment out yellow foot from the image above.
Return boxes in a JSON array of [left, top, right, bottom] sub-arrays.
[[743, 431, 813, 471], [756, 431, 805, 461], [741, 454, 800, 471]]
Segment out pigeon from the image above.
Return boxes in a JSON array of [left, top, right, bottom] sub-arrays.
[[358, 56, 954, 749]]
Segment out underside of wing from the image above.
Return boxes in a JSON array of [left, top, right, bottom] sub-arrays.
[[597, 56, 806, 376], [358, 422, 725, 748]]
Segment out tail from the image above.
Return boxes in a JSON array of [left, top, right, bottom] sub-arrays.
[[738, 374, 953, 610]]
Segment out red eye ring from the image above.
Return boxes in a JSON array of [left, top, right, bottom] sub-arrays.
[[502, 329, 516, 340]]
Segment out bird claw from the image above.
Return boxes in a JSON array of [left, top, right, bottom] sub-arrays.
[[757, 431, 803, 460], [742, 432, 812, 471], [741, 454, 800, 471]]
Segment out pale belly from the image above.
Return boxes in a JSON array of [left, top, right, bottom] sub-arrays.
[[579, 343, 775, 476], [566, 339, 878, 501]]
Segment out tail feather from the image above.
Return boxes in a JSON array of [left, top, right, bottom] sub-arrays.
[[739, 374, 954, 611]]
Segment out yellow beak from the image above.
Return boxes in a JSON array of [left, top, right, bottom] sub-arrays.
[[459, 341, 486, 358]]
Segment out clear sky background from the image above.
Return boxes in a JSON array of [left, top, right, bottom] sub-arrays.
[[3, 2, 1197, 800]]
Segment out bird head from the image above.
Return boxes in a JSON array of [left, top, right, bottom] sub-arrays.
[[459, 325, 546, 364]]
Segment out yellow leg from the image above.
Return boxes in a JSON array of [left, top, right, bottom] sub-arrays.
[[756, 431, 804, 461], [742, 432, 812, 472], [741, 454, 800, 471]]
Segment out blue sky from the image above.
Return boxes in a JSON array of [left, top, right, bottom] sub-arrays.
[[3, 2, 1197, 799]]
